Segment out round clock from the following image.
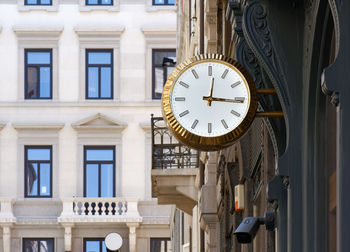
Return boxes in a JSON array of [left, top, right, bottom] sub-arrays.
[[162, 54, 258, 151]]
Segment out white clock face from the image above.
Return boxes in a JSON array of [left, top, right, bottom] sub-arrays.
[[170, 61, 251, 137]]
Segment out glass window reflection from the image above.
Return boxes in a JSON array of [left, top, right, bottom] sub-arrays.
[[84, 147, 115, 198], [25, 146, 52, 197]]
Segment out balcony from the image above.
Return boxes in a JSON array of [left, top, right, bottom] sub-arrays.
[[58, 197, 142, 224], [151, 115, 200, 215]]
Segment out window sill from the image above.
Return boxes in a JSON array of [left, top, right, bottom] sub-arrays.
[[146, 4, 176, 12], [79, 0, 120, 12], [18, 0, 59, 12]]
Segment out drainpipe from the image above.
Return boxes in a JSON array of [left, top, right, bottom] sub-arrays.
[[200, 0, 204, 54]]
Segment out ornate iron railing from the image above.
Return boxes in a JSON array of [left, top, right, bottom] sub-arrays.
[[151, 115, 199, 169]]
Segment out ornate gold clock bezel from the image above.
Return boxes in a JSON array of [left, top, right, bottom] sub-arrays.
[[161, 54, 258, 151]]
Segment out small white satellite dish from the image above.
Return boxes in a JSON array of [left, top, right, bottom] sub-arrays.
[[105, 232, 123, 251]]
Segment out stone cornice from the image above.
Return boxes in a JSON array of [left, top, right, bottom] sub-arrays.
[[13, 25, 64, 39], [74, 26, 125, 37], [12, 123, 65, 131], [141, 26, 176, 37]]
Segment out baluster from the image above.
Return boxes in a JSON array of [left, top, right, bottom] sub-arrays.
[[108, 200, 113, 215], [101, 200, 106, 216], [81, 201, 86, 215], [73, 200, 79, 215], [121, 201, 127, 215], [88, 202, 93, 215]]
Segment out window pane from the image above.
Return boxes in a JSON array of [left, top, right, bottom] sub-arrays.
[[88, 67, 99, 98], [87, 0, 98, 4], [168, 0, 175, 4], [86, 240, 100, 252], [101, 0, 112, 4], [101, 164, 114, 197], [154, 67, 164, 98], [40, 163, 51, 196], [27, 163, 38, 196], [40, 0, 51, 4], [40, 240, 54, 252], [24, 240, 38, 252], [101, 67, 111, 98], [86, 149, 114, 161], [88, 52, 111, 65], [27, 67, 38, 98], [27, 148, 51, 161], [27, 52, 51, 64], [102, 241, 108, 252], [154, 0, 165, 4], [26, 0, 38, 4], [86, 164, 99, 197], [40, 67, 51, 98]]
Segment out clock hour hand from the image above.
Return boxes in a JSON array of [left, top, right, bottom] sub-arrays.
[[202, 96, 245, 103]]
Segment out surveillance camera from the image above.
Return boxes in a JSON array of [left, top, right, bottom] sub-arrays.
[[234, 211, 275, 243], [234, 217, 262, 243]]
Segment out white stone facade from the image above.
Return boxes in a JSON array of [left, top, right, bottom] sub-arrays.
[[0, 0, 176, 251]]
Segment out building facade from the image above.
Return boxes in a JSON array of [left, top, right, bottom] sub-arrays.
[[152, 0, 350, 251], [0, 0, 177, 251]]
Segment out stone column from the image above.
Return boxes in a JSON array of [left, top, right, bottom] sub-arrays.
[[127, 223, 139, 252], [2, 225, 12, 252]]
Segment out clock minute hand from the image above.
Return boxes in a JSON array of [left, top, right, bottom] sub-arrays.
[[202, 96, 245, 103], [206, 77, 215, 106]]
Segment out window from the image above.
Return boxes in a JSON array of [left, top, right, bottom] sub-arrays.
[[84, 238, 116, 252], [23, 238, 54, 252], [25, 49, 52, 99], [86, 0, 113, 5], [25, 146, 52, 198], [86, 49, 113, 99], [150, 238, 171, 252], [152, 49, 176, 99], [153, 0, 175, 5], [84, 146, 115, 197], [25, 0, 52, 5]]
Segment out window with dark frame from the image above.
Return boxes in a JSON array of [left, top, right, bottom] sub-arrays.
[[150, 238, 171, 252], [23, 238, 54, 252], [25, 49, 52, 99], [84, 238, 116, 252], [25, 0, 52, 5], [86, 49, 113, 99], [84, 146, 115, 198], [25, 146, 52, 198], [86, 0, 113, 5], [152, 49, 176, 99], [152, 0, 175, 5]]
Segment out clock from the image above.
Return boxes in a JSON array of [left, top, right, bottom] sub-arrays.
[[162, 54, 258, 151]]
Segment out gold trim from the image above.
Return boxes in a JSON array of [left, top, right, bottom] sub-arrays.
[[161, 54, 258, 151]]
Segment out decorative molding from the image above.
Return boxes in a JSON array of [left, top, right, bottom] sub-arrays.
[[141, 26, 177, 39], [72, 113, 127, 132], [12, 123, 65, 131], [145, 0, 177, 12], [74, 26, 125, 39], [243, 2, 290, 110], [78, 0, 120, 12], [13, 26, 63, 39]]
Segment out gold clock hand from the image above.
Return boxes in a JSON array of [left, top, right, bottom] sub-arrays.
[[202, 96, 245, 103], [207, 77, 215, 106]]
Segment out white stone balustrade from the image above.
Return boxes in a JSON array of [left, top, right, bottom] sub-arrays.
[[58, 197, 142, 223]]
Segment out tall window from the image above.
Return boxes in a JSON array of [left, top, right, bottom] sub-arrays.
[[86, 49, 113, 99], [25, 49, 52, 99], [153, 0, 175, 5], [150, 238, 171, 252], [23, 238, 54, 252], [25, 146, 52, 198], [152, 49, 176, 99], [84, 146, 115, 197], [25, 0, 52, 5], [84, 238, 116, 252], [86, 0, 113, 5]]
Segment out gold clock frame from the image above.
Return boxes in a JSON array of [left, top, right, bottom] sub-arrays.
[[162, 54, 258, 151]]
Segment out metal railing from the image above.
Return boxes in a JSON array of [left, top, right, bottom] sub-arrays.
[[151, 115, 199, 169]]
